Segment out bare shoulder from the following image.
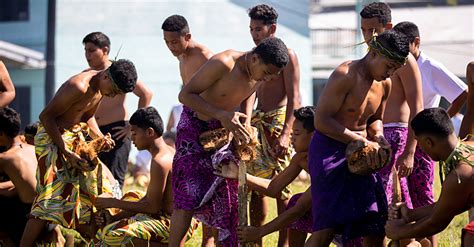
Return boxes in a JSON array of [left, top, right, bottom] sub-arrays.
[[192, 42, 213, 59], [328, 60, 354, 85], [0, 145, 33, 166], [292, 151, 308, 167], [287, 48, 298, 60], [151, 148, 174, 171], [394, 53, 418, 76], [208, 50, 240, 71], [62, 72, 91, 93]]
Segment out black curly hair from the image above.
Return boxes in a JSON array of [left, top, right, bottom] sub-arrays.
[[252, 37, 289, 68], [108, 59, 137, 93], [130, 106, 164, 137], [294, 106, 316, 132], [24, 121, 39, 137], [162, 15, 190, 35], [374, 30, 409, 62], [0, 107, 21, 138], [360, 2, 392, 26], [248, 4, 278, 25]]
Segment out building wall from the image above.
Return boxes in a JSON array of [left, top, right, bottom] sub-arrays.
[[0, 0, 48, 124]]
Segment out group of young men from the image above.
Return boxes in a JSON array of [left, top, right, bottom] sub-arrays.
[[0, 2, 472, 247]]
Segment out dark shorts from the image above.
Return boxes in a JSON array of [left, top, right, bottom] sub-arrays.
[[99, 120, 132, 187], [0, 196, 31, 245]]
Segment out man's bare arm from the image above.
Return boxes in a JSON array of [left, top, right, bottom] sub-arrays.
[[314, 65, 364, 144], [386, 164, 471, 239], [447, 91, 468, 118], [179, 55, 250, 142], [238, 188, 311, 242], [179, 57, 230, 120], [133, 79, 153, 108], [459, 61, 474, 139], [397, 56, 424, 177], [0, 180, 16, 197], [266, 152, 305, 198], [240, 92, 256, 127], [0, 61, 15, 108], [276, 49, 301, 155], [96, 157, 169, 215], [39, 82, 85, 153], [367, 79, 391, 139]]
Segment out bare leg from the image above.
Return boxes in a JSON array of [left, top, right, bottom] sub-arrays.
[[276, 197, 290, 247], [463, 232, 474, 247], [363, 235, 384, 247], [202, 224, 218, 247], [51, 225, 66, 247], [288, 229, 307, 247], [169, 209, 194, 247], [249, 192, 268, 246], [305, 229, 334, 247], [20, 218, 47, 247]]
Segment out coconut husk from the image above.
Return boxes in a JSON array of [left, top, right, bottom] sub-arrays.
[[199, 126, 259, 161], [199, 128, 231, 151], [346, 140, 391, 175], [72, 124, 114, 171]]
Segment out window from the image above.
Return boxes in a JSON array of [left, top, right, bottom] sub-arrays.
[[0, 0, 29, 22]]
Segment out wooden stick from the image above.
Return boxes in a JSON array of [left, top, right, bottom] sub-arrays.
[[238, 161, 256, 247], [389, 166, 401, 247]]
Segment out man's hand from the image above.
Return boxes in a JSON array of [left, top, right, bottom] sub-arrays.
[[237, 226, 262, 243], [373, 134, 390, 149], [388, 202, 411, 222], [397, 152, 414, 177], [385, 218, 407, 240], [62, 148, 86, 170], [111, 124, 131, 141], [214, 162, 239, 180], [102, 133, 116, 151], [218, 112, 250, 145], [364, 140, 382, 170], [95, 194, 114, 209], [274, 133, 290, 157]]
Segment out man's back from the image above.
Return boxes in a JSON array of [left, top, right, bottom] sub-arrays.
[[0, 143, 37, 203], [383, 54, 422, 124], [150, 145, 175, 215]]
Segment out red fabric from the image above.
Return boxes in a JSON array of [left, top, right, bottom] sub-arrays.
[[464, 220, 474, 234]]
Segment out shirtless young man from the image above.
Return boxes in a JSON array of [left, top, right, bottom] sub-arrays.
[[168, 37, 289, 246], [215, 106, 315, 246], [96, 107, 197, 246], [162, 15, 213, 85], [0, 107, 38, 246], [83, 32, 153, 187], [308, 30, 409, 246], [244, 5, 301, 245], [161, 15, 217, 246], [0, 61, 15, 108], [19, 59, 137, 246], [385, 106, 473, 244], [359, 3, 436, 245]]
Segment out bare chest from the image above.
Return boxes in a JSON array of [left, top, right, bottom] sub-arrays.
[[343, 81, 384, 118]]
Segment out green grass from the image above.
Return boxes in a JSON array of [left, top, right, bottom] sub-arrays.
[[184, 164, 466, 246], [56, 164, 466, 246]]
